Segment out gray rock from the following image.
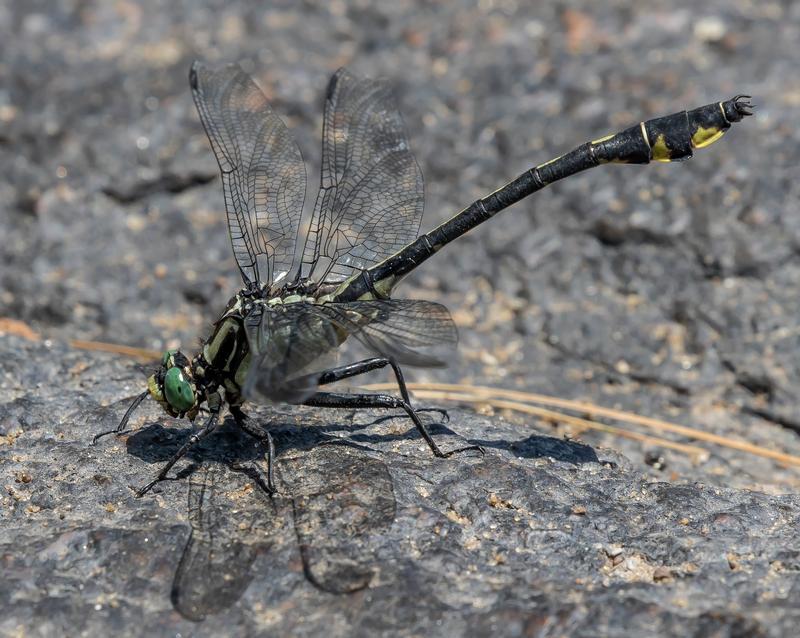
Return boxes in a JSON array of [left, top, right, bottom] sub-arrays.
[[2, 335, 799, 636]]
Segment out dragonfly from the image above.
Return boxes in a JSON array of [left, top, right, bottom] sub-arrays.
[[93, 61, 753, 496]]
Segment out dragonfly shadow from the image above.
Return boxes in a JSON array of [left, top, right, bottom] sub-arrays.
[[123, 413, 401, 479], [468, 433, 599, 465], [280, 444, 396, 594], [170, 462, 278, 622], [302, 413, 599, 467], [126, 412, 593, 619], [126, 417, 398, 616], [125, 416, 293, 466], [306, 412, 464, 449], [122, 422, 283, 621], [125, 410, 598, 469]]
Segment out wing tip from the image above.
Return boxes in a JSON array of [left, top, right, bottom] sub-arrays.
[[190, 60, 249, 91], [189, 61, 201, 90], [327, 70, 343, 100], [328, 67, 363, 100]]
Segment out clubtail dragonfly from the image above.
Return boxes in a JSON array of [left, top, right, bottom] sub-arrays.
[[94, 62, 752, 496]]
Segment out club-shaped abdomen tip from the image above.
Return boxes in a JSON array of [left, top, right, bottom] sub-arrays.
[[726, 95, 755, 122]]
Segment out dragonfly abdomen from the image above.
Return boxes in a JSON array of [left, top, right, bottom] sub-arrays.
[[333, 95, 752, 303]]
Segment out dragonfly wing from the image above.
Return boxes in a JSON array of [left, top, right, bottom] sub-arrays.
[[243, 302, 345, 403], [316, 299, 458, 367], [243, 299, 456, 404], [301, 69, 424, 284], [191, 62, 306, 286]]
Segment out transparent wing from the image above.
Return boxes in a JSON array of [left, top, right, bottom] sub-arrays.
[[190, 61, 306, 286], [301, 69, 424, 283], [243, 302, 345, 404], [316, 299, 458, 367], [242, 300, 456, 404]]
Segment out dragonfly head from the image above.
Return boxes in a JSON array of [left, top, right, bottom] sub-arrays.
[[146, 349, 200, 420]]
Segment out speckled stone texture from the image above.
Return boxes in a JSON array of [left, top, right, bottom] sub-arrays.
[[2, 0, 799, 635], [3, 335, 800, 636]]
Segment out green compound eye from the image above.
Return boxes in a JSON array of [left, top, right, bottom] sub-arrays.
[[164, 367, 195, 412], [161, 349, 177, 367]]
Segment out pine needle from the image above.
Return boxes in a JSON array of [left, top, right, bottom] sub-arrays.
[[68, 339, 161, 362]]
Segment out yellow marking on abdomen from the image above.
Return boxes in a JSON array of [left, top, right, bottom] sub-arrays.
[[691, 125, 725, 148], [651, 133, 672, 162], [537, 153, 565, 170], [591, 133, 615, 145]]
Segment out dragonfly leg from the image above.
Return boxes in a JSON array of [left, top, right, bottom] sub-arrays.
[[92, 390, 149, 445], [229, 406, 277, 495], [133, 408, 221, 497], [316, 357, 392, 385], [316, 358, 449, 422], [303, 391, 483, 458], [386, 360, 449, 423]]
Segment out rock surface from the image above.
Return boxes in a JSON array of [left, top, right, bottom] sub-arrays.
[[2, 0, 800, 635], [3, 334, 800, 636]]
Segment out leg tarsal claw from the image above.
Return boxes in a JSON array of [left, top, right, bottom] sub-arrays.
[[91, 427, 131, 445], [133, 480, 159, 498], [91, 432, 110, 446], [417, 407, 450, 423]]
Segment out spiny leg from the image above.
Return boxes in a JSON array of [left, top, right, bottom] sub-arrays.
[[316, 357, 390, 384], [316, 357, 448, 421], [229, 405, 277, 495], [92, 390, 149, 445], [134, 407, 221, 497], [303, 391, 483, 458]]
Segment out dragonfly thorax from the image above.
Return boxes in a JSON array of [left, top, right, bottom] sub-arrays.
[[266, 293, 317, 306]]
